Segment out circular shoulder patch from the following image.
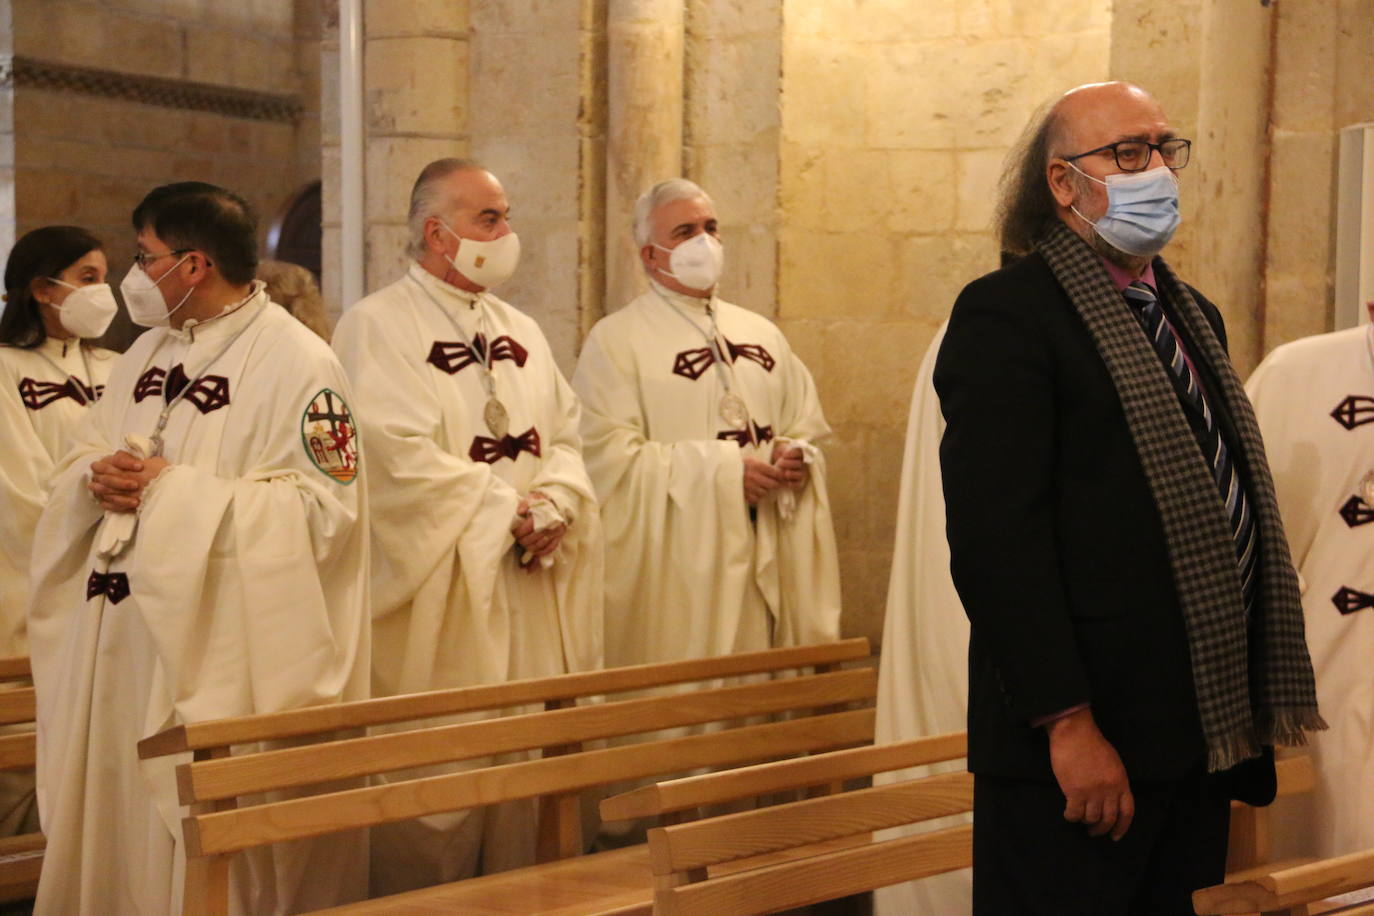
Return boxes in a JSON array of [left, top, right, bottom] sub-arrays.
[[301, 388, 359, 484]]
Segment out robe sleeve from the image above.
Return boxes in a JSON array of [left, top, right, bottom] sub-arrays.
[[0, 365, 55, 644], [572, 320, 745, 520], [332, 302, 521, 619], [526, 342, 597, 524], [126, 343, 367, 723], [27, 377, 132, 705], [1245, 350, 1316, 570], [753, 330, 842, 646]]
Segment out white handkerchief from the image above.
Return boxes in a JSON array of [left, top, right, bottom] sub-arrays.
[[94, 433, 155, 560], [772, 437, 820, 522], [519, 495, 567, 569]]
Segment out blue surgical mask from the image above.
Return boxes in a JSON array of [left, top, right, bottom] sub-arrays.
[[1069, 164, 1181, 258]]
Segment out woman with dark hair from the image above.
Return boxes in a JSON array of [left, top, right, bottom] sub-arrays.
[[1, 226, 118, 660]]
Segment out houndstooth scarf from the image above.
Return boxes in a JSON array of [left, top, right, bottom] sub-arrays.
[[1039, 222, 1325, 772]]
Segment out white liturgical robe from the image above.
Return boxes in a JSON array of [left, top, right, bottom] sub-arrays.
[[333, 264, 603, 892], [872, 322, 972, 914], [28, 289, 370, 915], [1246, 325, 1374, 863], [0, 338, 113, 839], [572, 282, 841, 672], [0, 338, 113, 656]]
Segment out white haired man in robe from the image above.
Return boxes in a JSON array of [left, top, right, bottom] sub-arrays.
[[572, 178, 840, 685], [332, 158, 603, 894]]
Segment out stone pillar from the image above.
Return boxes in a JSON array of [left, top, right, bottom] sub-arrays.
[[604, 0, 684, 313], [0, 0, 15, 263], [684, 0, 781, 317], [362, 0, 470, 294], [468, 0, 604, 373], [1263, 0, 1374, 352], [323, 0, 469, 316], [1111, 0, 1277, 373]]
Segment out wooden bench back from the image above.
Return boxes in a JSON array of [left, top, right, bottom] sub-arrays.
[[0, 655, 35, 774], [644, 734, 971, 916], [141, 640, 875, 915], [645, 742, 1318, 916], [0, 655, 42, 905], [1193, 846, 1374, 916]]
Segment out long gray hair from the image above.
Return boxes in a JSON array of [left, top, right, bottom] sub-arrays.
[[996, 100, 1067, 256]]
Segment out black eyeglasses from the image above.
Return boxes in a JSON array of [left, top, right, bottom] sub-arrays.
[[1063, 138, 1192, 172], [132, 248, 193, 269]]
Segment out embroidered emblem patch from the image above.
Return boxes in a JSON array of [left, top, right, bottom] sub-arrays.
[[468, 427, 541, 464], [134, 365, 231, 413], [301, 388, 359, 484], [1339, 495, 1374, 528], [1332, 586, 1374, 615], [18, 377, 99, 410], [1331, 395, 1374, 430], [671, 337, 776, 381], [427, 334, 530, 375], [86, 570, 130, 604]]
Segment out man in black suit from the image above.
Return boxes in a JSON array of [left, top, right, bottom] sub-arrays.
[[935, 81, 1324, 914]]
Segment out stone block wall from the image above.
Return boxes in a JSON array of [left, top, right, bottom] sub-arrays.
[[4, 0, 320, 284], [1263, 0, 1374, 350], [776, 0, 1111, 645]]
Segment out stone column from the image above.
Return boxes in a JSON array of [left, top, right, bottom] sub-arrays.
[[604, 0, 684, 314], [1110, 0, 1276, 373], [362, 0, 470, 293], [0, 0, 15, 262], [323, 0, 470, 314]]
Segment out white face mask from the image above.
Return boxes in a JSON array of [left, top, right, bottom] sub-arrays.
[[47, 279, 118, 338], [655, 232, 724, 291], [120, 257, 193, 328], [438, 221, 521, 290]]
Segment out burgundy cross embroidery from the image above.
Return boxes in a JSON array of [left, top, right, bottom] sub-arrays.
[[717, 422, 774, 449], [86, 570, 130, 605], [469, 427, 541, 464], [133, 366, 231, 414], [1339, 495, 1374, 528], [427, 334, 530, 375], [1332, 586, 1374, 615], [724, 339, 775, 372], [1331, 396, 1374, 431], [671, 337, 775, 381], [17, 377, 99, 410]]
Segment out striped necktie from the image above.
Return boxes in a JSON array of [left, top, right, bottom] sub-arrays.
[[1124, 280, 1259, 610]]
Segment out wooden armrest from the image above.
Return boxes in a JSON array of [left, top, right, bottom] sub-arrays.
[[0, 689, 36, 727], [0, 733, 35, 771], [140, 639, 871, 758], [0, 658, 31, 682], [602, 732, 966, 822], [1194, 848, 1374, 914], [647, 770, 972, 874], [658, 823, 972, 916]]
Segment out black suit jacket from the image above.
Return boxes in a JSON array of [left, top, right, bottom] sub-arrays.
[[934, 247, 1271, 794]]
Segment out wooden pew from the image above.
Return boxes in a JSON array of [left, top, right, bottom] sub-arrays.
[[642, 743, 1317, 916], [1193, 848, 1374, 916], [0, 654, 42, 904], [138, 638, 876, 915]]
